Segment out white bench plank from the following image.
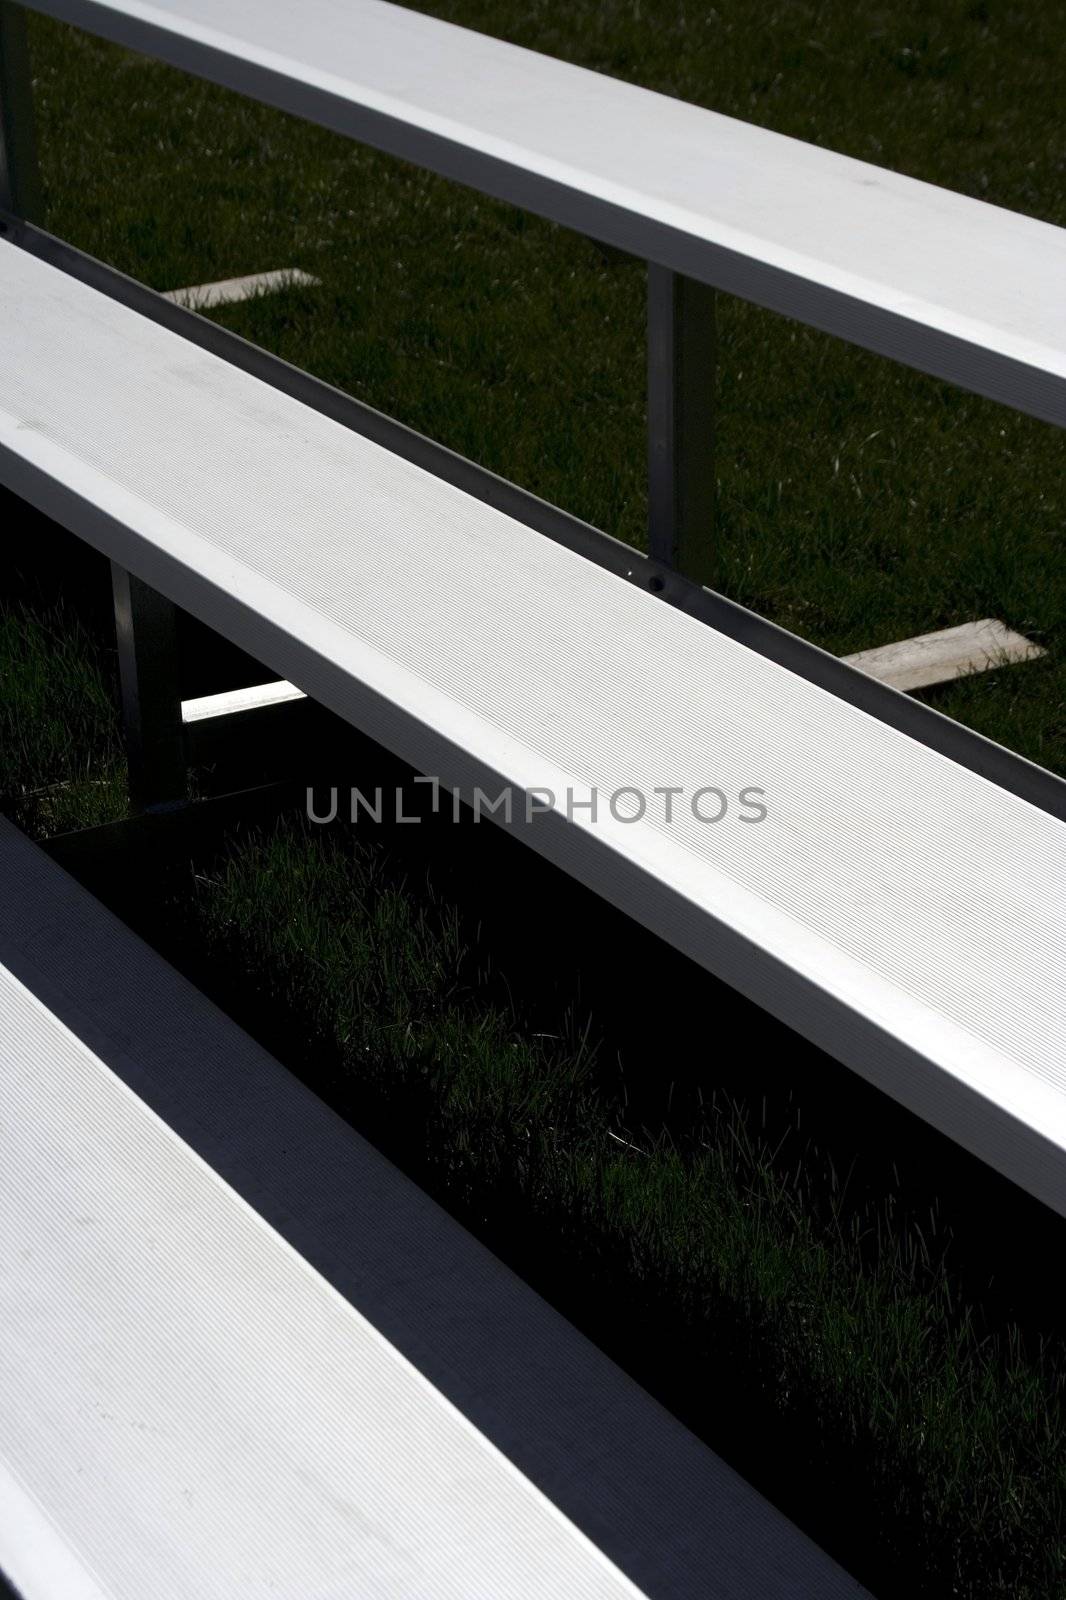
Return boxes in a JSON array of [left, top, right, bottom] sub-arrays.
[[0, 864, 642, 1600], [24, 0, 1066, 424], [0, 816, 870, 1598], [1, 241, 1065, 1218], [0, 971, 646, 1600], [187, 614, 1045, 728]]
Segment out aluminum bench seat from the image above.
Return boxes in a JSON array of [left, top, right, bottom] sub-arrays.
[[24, 0, 1066, 426], [1, 239, 1065, 1221], [0, 815, 869, 1598]]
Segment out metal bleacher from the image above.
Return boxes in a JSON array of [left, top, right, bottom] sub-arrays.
[[1, 0, 1065, 1591], [2, 236, 1065, 1216], [16, 0, 1066, 427]]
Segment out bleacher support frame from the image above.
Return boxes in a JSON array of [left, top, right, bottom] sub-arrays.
[[2, 211, 1063, 826], [3, 1, 1065, 818], [1, 0, 1065, 1209]]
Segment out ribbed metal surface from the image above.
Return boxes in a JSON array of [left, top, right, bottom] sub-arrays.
[[0, 945, 647, 1599], [2, 241, 1065, 1218], [22, 0, 1066, 424]]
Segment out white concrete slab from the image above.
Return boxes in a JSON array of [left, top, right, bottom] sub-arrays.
[[162, 268, 319, 310], [182, 677, 305, 722], [843, 619, 1044, 694]]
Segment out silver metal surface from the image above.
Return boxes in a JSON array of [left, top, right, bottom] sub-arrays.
[[0, 831, 643, 1600], [2, 241, 1064, 1215], [20, 0, 1066, 425]]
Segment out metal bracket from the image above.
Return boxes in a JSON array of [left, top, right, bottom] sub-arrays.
[[647, 263, 716, 585], [111, 563, 188, 813]]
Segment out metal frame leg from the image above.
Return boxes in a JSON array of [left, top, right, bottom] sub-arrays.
[[647, 263, 716, 586], [111, 565, 188, 813], [0, 1, 42, 222]]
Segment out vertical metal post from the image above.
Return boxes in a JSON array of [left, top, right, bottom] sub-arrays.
[[647, 263, 716, 586], [0, 2, 42, 222], [111, 565, 188, 813]]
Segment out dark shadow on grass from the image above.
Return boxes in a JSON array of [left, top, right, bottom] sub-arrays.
[[0, 814, 869, 1600]]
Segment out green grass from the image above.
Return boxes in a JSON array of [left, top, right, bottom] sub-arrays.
[[183, 814, 1065, 1599], [0, 599, 128, 835], [21, 0, 1066, 773]]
